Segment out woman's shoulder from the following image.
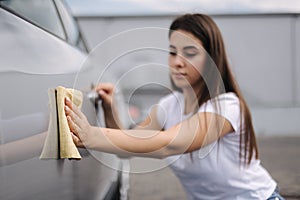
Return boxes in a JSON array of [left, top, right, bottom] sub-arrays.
[[200, 92, 241, 131], [215, 92, 239, 101], [207, 92, 240, 107], [199, 92, 240, 119]]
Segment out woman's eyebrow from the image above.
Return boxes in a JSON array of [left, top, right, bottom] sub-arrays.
[[183, 46, 199, 51], [169, 45, 176, 49], [169, 45, 200, 51]]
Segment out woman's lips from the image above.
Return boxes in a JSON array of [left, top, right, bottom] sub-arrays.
[[172, 72, 186, 79]]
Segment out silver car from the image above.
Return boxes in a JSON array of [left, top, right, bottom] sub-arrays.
[[0, 0, 123, 199]]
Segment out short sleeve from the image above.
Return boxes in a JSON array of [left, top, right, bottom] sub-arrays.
[[198, 93, 240, 132]]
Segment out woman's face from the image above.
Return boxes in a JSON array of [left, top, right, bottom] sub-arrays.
[[168, 30, 206, 91]]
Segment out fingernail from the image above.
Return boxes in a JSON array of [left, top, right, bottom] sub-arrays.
[[99, 90, 104, 95]]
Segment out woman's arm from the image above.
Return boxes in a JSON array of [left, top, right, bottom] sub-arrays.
[[133, 105, 163, 131], [65, 98, 233, 158]]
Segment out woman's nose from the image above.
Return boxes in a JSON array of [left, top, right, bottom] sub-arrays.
[[173, 54, 185, 68]]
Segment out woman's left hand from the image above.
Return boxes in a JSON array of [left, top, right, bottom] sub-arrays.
[[64, 97, 92, 148]]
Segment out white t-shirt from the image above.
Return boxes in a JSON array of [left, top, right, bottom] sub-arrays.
[[156, 91, 276, 200]]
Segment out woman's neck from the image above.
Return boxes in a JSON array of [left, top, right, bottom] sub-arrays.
[[182, 88, 200, 114]]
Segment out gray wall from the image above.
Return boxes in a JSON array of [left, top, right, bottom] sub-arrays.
[[75, 14, 300, 136]]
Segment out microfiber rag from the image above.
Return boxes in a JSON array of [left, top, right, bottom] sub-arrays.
[[40, 86, 82, 160]]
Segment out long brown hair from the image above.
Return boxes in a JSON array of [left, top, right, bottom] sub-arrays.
[[169, 13, 258, 165]]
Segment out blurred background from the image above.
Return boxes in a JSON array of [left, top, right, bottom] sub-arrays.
[[64, 0, 300, 199], [0, 0, 299, 199], [66, 0, 300, 137]]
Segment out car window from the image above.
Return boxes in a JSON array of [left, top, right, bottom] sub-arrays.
[[53, 0, 88, 52], [0, 0, 65, 39]]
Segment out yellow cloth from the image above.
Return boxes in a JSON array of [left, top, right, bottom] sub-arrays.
[[40, 86, 83, 160]]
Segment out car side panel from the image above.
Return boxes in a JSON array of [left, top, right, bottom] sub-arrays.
[[0, 7, 120, 200]]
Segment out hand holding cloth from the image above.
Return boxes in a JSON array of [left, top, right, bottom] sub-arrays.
[[40, 86, 82, 160]]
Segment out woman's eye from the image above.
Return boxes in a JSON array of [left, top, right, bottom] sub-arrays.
[[169, 51, 177, 56], [184, 52, 197, 57]]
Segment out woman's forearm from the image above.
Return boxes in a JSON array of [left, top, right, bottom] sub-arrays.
[[65, 97, 185, 158], [86, 127, 171, 158]]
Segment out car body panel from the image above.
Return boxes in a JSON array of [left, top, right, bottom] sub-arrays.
[[0, 2, 121, 200]]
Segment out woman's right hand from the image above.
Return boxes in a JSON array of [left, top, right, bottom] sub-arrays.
[[95, 83, 116, 111], [95, 83, 122, 128]]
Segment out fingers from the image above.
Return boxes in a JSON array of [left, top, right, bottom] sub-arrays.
[[95, 83, 115, 107], [95, 82, 114, 94], [66, 110, 85, 148], [64, 101, 83, 133], [64, 97, 90, 148], [71, 132, 83, 147], [98, 89, 112, 104], [65, 97, 84, 119], [65, 111, 79, 135]]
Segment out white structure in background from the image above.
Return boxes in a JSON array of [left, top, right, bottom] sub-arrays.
[[73, 13, 300, 137]]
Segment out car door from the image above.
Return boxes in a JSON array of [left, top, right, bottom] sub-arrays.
[[0, 1, 121, 199]]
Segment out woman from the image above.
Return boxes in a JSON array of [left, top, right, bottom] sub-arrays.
[[65, 14, 284, 199]]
